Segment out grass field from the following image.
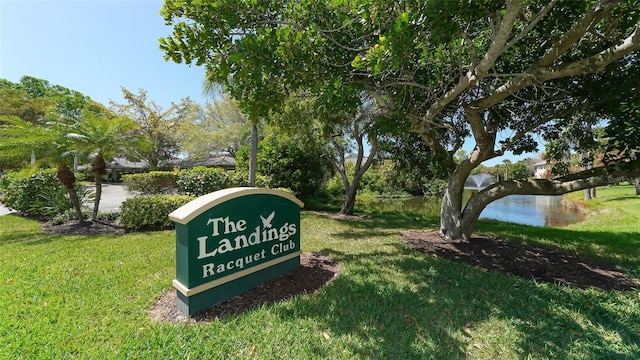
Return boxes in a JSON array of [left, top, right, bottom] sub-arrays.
[[1, 185, 638, 359]]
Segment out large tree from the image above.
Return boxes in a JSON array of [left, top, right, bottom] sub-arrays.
[[161, 0, 640, 239], [109, 87, 195, 168], [179, 93, 251, 158], [322, 99, 379, 215], [268, 92, 378, 213]]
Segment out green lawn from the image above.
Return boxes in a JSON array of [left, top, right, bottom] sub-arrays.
[[1, 185, 639, 359]]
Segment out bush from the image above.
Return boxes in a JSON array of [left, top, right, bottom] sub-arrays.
[[177, 166, 232, 196], [0, 168, 84, 220], [227, 170, 250, 187], [239, 135, 332, 199], [422, 178, 449, 197], [120, 195, 194, 230], [121, 171, 178, 195]]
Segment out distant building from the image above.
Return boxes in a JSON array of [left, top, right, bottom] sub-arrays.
[[166, 155, 236, 171], [107, 156, 149, 182], [345, 153, 368, 164], [534, 160, 550, 179]]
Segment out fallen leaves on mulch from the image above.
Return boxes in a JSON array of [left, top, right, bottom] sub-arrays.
[[41, 220, 127, 235], [150, 253, 340, 323], [404, 230, 640, 291]]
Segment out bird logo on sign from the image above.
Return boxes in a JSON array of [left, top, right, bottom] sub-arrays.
[[260, 211, 276, 228]]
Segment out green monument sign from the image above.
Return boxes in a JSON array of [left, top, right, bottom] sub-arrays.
[[169, 187, 304, 316]]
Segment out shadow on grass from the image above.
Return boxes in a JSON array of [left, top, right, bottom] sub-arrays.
[[287, 213, 640, 358], [0, 214, 58, 245], [280, 243, 640, 359], [304, 210, 440, 230]]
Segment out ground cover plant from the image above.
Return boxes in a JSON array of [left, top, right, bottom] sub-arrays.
[[1, 185, 639, 359]]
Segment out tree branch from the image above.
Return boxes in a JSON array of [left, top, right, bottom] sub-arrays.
[[536, 0, 616, 68], [463, 157, 640, 223], [504, 0, 558, 51], [474, 23, 640, 112], [416, 0, 522, 129]]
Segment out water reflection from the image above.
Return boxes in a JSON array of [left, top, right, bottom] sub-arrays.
[[358, 193, 585, 227], [481, 195, 584, 227]]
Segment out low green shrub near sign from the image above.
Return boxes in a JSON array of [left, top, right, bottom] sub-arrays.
[[120, 194, 193, 230], [121, 171, 179, 194], [1, 185, 639, 359], [176, 166, 232, 196], [121, 168, 249, 197]]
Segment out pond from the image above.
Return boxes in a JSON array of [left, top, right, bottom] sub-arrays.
[[359, 193, 585, 227]]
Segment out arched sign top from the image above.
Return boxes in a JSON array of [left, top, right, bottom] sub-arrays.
[[169, 187, 304, 225]]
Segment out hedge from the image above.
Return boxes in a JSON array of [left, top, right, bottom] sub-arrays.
[[120, 195, 194, 230], [121, 171, 178, 195], [177, 166, 232, 196]]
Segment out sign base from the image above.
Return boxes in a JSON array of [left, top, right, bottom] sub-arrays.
[[176, 253, 301, 316]]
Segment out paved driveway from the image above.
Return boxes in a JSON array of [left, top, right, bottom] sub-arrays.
[[85, 183, 135, 212]]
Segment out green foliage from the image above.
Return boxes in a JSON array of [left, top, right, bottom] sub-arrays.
[[178, 93, 251, 158], [235, 126, 331, 199], [325, 160, 412, 198], [227, 168, 250, 187], [422, 178, 449, 197], [120, 194, 193, 230], [0, 168, 83, 220], [379, 132, 454, 194], [122, 171, 178, 195], [177, 166, 232, 196], [0, 87, 52, 125], [510, 162, 531, 180], [162, 0, 640, 236], [109, 87, 196, 169], [255, 134, 332, 199]]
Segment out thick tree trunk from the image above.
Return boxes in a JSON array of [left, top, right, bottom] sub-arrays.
[[440, 167, 471, 240], [635, 179, 640, 195], [340, 185, 357, 215]]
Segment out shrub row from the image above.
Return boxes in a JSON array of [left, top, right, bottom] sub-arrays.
[[122, 167, 240, 197], [176, 166, 232, 196], [121, 171, 178, 195]]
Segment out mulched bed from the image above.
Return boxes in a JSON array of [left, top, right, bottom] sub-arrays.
[[404, 230, 640, 291], [42, 219, 127, 235], [149, 253, 340, 323]]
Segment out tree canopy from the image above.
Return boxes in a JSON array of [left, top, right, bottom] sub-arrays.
[[160, 0, 639, 239], [109, 87, 196, 168]]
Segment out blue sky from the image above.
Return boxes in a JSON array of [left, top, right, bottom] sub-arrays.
[[0, 0, 539, 165], [0, 0, 207, 109]]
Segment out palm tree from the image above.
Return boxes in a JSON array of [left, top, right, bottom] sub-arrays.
[[0, 116, 85, 221], [65, 113, 141, 221]]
